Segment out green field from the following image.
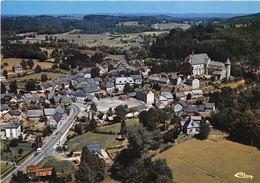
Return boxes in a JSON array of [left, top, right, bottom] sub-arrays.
[[100, 118, 139, 133], [1, 141, 34, 163], [1, 162, 13, 174], [37, 156, 78, 174], [154, 139, 260, 183], [66, 132, 118, 151]]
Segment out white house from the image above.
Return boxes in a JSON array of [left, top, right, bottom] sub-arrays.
[[115, 77, 134, 92], [136, 88, 154, 104], [5, 120, 21, 139], [181, 115, 201, 136]]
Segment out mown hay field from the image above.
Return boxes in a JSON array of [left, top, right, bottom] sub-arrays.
[[154, 138, 260, 183], [1, 57, 54, 71]]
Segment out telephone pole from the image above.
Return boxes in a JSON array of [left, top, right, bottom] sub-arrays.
[[250, 138, 253, 153], [215, 159, 218, 178]]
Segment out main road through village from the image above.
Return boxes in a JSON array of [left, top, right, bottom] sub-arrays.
[[1, 104, 83, 183]]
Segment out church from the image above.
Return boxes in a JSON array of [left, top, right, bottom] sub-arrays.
[[187, 53, 231, 80]]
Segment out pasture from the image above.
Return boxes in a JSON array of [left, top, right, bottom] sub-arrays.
[[154, 138, 260, 183], [37, 156, 78, 174]]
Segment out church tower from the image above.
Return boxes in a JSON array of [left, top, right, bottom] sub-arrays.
[[225, 58, 231, 80]]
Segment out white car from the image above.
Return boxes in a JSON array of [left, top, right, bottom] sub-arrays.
[[37, 148, 42, 153]]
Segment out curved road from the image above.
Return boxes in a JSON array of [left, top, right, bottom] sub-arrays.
[[1, 104, 82, 183]]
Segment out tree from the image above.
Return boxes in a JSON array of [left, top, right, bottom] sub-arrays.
[[18, 148, 23, 156], [1, 82, 6, 94], [163, 125, 180, 143], [25, 79, 36, 91], [106, 107, 113, 117], [3, 69, 8, 79], [9, 80, 18, 95], [41, 73, 48, 82], [186, 93, 192, 100], [20, 59, 28, 69], [123, 82, 132, 93], [43, 125, 52, 136], [114, 105, 127, 121], [9, 139, 19, 147], [196, 119, 211, 140], [75, 123, 83, 135], [10, 170, 29, 183], [37, 51, 47, 62], [27, 59, 34, 69], [90, 103, 97, 113], [75, 147, 105, 183], [90, 67, 100, 78], [34, 65, 42, 73], [89, 118, 97, 130]]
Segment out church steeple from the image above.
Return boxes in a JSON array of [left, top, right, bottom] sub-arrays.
[[225, 58, 231, 80]]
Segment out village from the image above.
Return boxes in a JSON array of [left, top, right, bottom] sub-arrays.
[[0, 50, 236, 180]]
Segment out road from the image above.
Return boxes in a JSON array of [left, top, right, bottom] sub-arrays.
[[1, 104, 82, 183]]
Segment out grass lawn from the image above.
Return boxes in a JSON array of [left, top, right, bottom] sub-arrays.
[[66, 132, 118, 151], [1, 162, 13, 174], [1, 141, 34, 163], [153, 138, 260, 183], [100, 118, 139, 133], [37, 156, 78, 174]]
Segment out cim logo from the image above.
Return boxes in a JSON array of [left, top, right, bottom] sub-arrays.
[[234, 172, 253, 179]]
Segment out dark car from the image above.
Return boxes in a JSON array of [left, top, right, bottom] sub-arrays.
[[34, 152, 39, 156]]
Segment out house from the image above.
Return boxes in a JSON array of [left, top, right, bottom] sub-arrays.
[[12, 64, 23, 73], [119, 95, 130, 101], [87, 145, 103, 159], [148, 76, 170, 85], [0, 105, 10, 117], [48, 112, 63, 128], [105, 82, 115, 93], [126, 104, 148, 118], [159, 92, 173, 104], [136, 88, 154, 104], [115, 77, 134, 92], [27, 109, 44, 120], [205, 103, 215, 115], [4, 93, 16, 103], [0, 76, 6, 81], [192, 90, 203, 99], [156, 95, 168, 108], [139, 66, 150, 79], [130, 75, 142, 85], [73, 91, 87, 103], [83, 68, 92, 78], [174, 100, 188, 117], [26, 165, 53, 180], [4, 120, 21, 139], [8, 110, 27, 121], [43, 108, 56, 119], [174, 92, 185, 100], [181, 115, 202, 136]]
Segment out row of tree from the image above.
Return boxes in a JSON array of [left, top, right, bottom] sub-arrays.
[[208, 86, 260, 148]]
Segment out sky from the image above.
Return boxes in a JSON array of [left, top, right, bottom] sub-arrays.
[[1, 1, 260, 15]]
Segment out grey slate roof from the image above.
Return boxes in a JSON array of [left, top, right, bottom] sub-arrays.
[[0, 105, 9, 111], [178, 100, 188, 107], [190, 53, 209, 65], [87, 145, 102, 156], [205, 103, 215, 109], [160, 92, 173, 99], [5, 120, 21, 129], [27, 109, 43, 118], [60, 95, 70, 104], [44, 108, 56, 116], [105, 82, 114, 88], [55, 106, 66, 114], [53, 112, 62, 122]]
